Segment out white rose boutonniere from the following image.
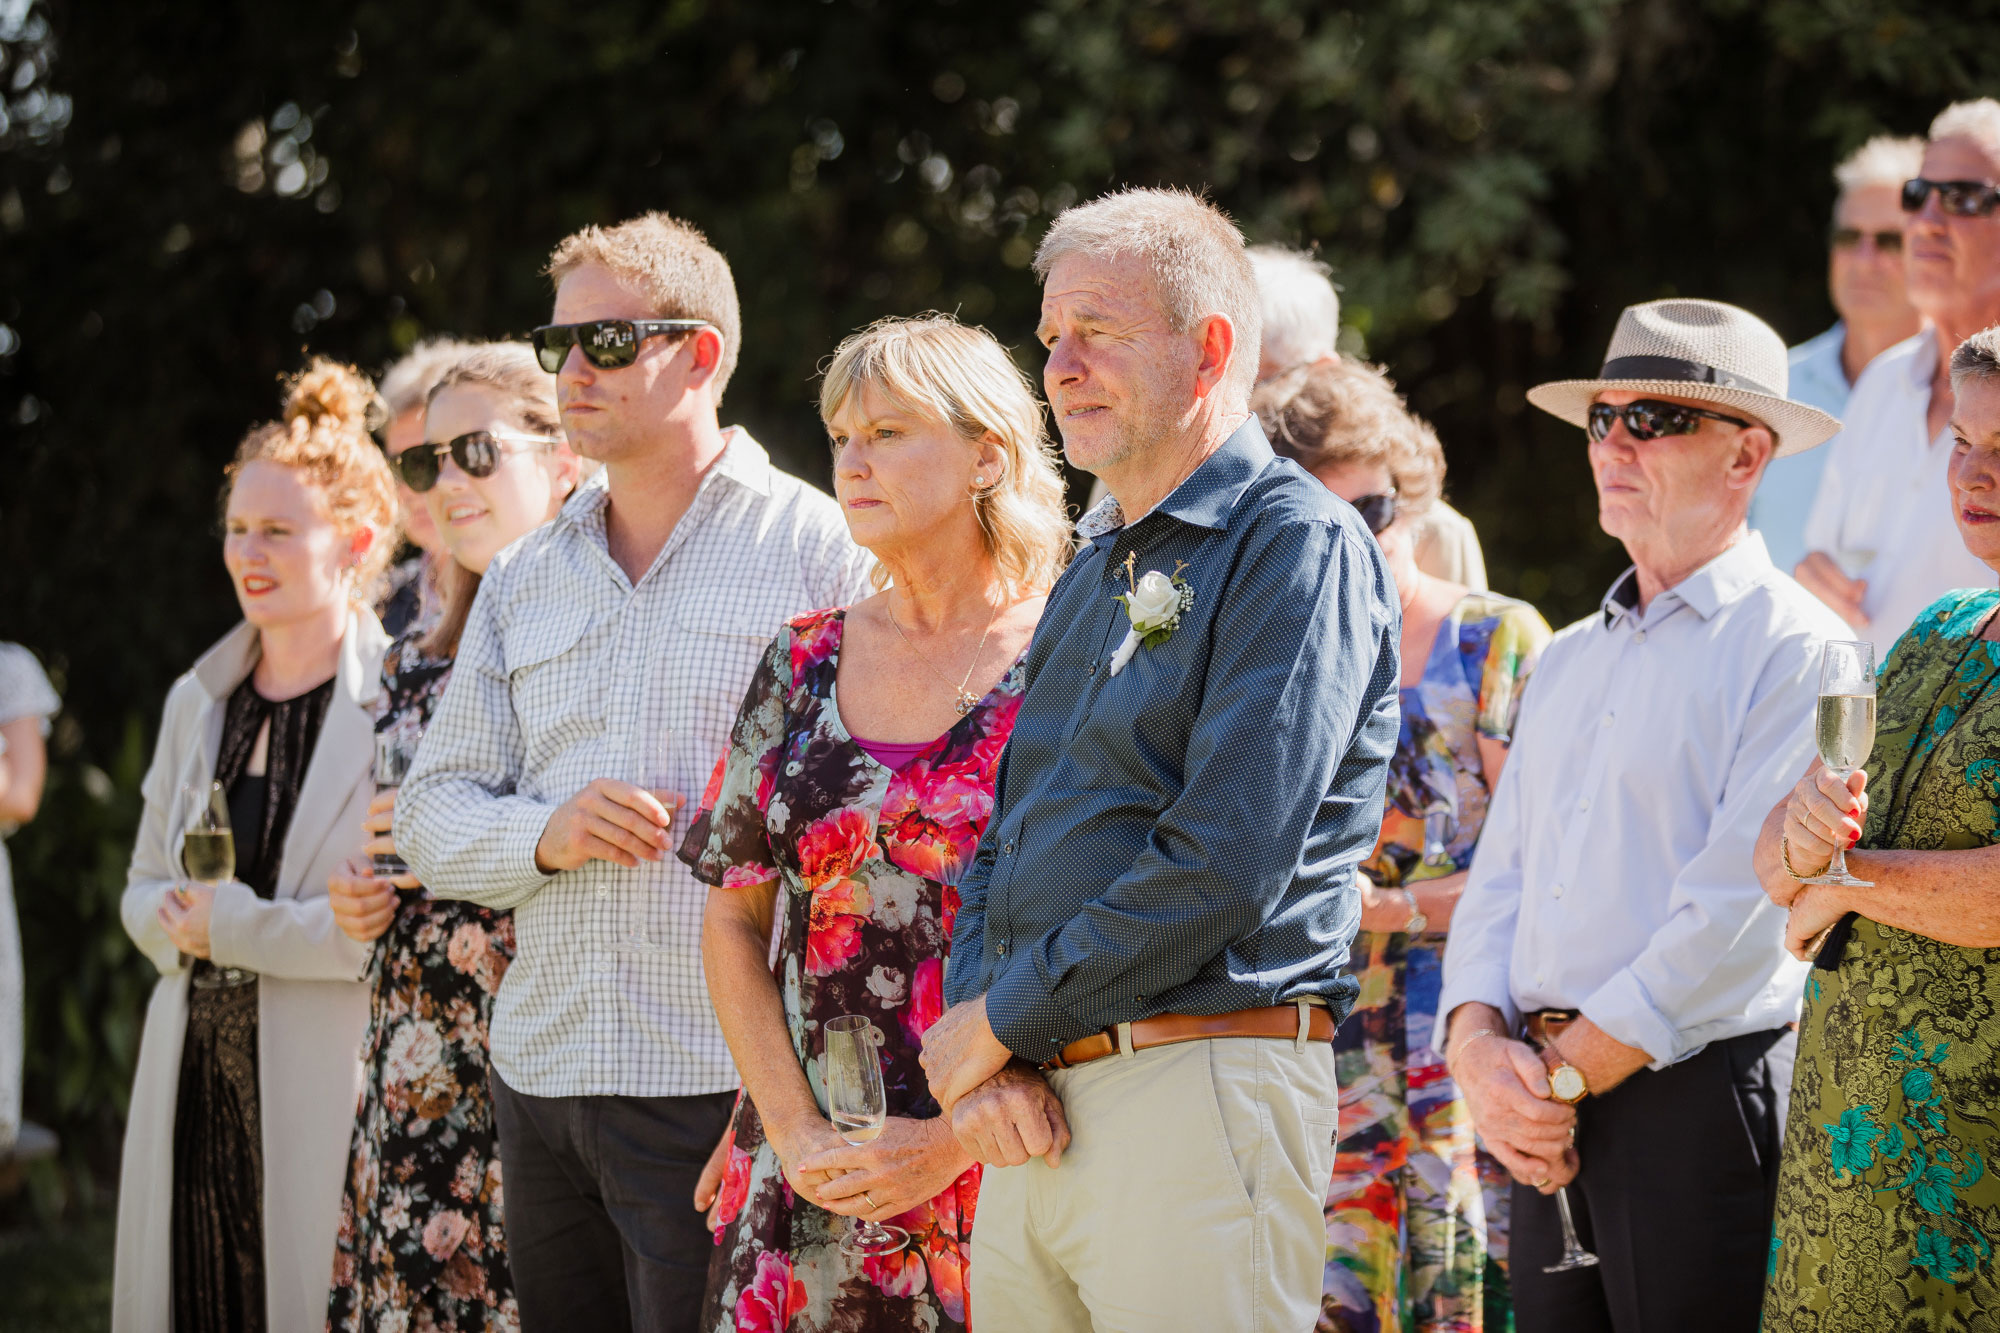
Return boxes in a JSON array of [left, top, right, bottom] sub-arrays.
[[1109, 556, 1194, 676]]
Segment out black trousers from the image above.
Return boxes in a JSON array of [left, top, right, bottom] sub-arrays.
[[490, 1071, 734, 1333], [1510, 1026, 1794, 1333]]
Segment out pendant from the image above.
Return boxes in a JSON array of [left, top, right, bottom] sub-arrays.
[[954, 688, 979, 714]]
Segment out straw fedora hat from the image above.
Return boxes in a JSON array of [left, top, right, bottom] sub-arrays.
[[1527, 298, 1840, 457]]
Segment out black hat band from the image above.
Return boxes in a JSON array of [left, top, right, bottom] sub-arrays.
[[1598, 355, 1780, 399]]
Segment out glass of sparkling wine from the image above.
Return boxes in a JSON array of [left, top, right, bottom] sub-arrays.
[[372, 731, 414, 880], [178, 782, 234, 967], [824, 1014, 907, 1257], [1804, 639, 1876, 888]]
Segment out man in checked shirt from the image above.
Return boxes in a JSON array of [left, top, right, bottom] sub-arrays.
[[396, 213, 873, 1333]]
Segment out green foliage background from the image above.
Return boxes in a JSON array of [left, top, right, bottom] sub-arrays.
[[2, 0, 1998, 1208]]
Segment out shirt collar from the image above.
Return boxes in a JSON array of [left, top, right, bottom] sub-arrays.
[[1073, 415, 1275, 541], [555, 424, 774, 540], [1600, 530, 1776, 628]]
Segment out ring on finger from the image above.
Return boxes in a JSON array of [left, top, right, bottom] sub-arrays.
[[864, 1190, 878, 1210]]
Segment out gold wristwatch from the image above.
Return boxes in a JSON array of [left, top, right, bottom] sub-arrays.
[[1540, 1044, 1589, 1104]]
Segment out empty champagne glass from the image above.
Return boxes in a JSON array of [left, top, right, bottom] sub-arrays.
[[824, 1014, 907, 1256], [1803, 639, 1876, 888], [372, 731, 414, 880], [1544, 1184, 1601, 1273]]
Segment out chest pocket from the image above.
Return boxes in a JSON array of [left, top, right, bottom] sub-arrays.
[[503, 609, 606, 771]]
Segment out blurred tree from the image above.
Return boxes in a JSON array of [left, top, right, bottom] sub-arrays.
[[2, 0, 1998, 1204]]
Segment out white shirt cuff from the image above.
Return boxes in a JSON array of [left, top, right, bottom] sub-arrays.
[[1581, 968, 1681, 1069], [1438, 966, 1521, 1039]]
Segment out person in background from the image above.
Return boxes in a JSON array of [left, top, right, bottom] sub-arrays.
[[325, 344, 585, 1333], [1800, 101, 2000, 653], [395, 212, 874, 1333], [1440, 300, 1846, 1332], [1754, 324, 2000, 1329], [1751, 135, 1926, 573], [0, 642, 59, 1162], [1257, 358, 1551, 1332], [113, 361, 395, 1333], [375, 338, 481, 638], [686, 314, 1068, 1332]]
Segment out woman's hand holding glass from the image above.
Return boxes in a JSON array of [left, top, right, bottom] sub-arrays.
[[801, 1115, 970, 1222], [362, 788, 421, 891], [1777, 763, 1869, 897], [327, 856, 398, 943], [157, 884, 215, 959]]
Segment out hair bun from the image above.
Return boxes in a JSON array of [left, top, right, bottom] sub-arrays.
[[283, 357, 387, 433]]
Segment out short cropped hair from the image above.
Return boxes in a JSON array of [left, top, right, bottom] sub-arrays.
[[1949, 325, 2000, 394], [1251, 358, 1445, 522], [1034, 187, 1262, 401], [1930, 99, 2000, 160], [821, 314, 1071, 597], [1248, 245, 1340, 376], [1834, 135, 1926, 198], [378, 337, 484, 419], [546, 211, 743, 402]]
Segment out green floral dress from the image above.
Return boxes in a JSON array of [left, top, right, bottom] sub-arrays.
[[1764, 588, 2000, 1331]]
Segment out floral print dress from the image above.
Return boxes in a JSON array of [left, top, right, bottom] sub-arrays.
[[1764, 589, 2000, 1331], [1323, 592, 1550, 1333], [683, 608, 1022, 1333], [328, 632, 519, 1332]]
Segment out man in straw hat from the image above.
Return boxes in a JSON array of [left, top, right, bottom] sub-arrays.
[[1437, 299, 1850, 1330]]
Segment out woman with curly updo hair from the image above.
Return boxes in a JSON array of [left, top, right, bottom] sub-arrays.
[[113, 359, 398, 1333]]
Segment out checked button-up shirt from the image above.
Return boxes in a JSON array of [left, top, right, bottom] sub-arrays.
[[397, 429, 875, 1098], [943, 417, 1402, 1063]]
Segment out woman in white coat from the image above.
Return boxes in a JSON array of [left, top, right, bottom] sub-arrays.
[[114, 359, 398, 1333]]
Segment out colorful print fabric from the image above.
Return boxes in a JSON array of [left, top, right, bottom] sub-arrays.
[[329, 633, 519, 1332], [1323, 592, 1550, 1333], [1764, 589, 2000, 1331], [684, 608, 1024, 1333]]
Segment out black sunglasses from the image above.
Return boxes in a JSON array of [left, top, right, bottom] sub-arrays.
[[530, 319, 712, 373], [1830, 226, 1904, 253], [1901, 177, 2000, 218], [391, 430, 558, 492], [1587, 399, 1752, 443], [1350, 491, 1399, 535]]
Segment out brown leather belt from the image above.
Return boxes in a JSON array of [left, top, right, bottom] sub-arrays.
[[1040, 1003, 1336, 1072], [1523, 1009, 1580, 1047]]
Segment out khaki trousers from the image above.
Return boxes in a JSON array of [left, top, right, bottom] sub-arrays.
[[970, 1033, 1341, 1333]]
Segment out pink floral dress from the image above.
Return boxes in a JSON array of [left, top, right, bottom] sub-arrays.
[[683, 608, 1022, 1333]]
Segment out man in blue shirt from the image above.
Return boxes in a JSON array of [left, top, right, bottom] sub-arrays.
[[919, 187, 1400, 1331]]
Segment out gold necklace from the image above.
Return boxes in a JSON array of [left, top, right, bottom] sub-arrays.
[[889, 598, 1000, 714]]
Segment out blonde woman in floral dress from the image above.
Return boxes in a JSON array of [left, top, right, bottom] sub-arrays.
[[326, 346, 582, 1332], [1257, 360, 1551, 1332], [684, 316, 1069, 1333]]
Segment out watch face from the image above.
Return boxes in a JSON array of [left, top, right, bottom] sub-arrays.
[[1551, 1065, 1587, 1102]]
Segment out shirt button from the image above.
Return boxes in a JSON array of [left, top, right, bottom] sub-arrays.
[[1601, 713, 1615, 728], [1004, 840, 1016, 855], [596, 886, 610, 899], [1551, 883, 1565, 898], [996, 940, 1009, 958], [597, 958, 614, 974], [1633, 630, 1648, 645], [1536, 971, 1547, 985], [1577, 797, 1591, 812]]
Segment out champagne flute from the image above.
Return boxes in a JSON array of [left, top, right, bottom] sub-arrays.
[[823, 1014, 907, 1256], [1419, 784, 1459, 872], [372, 731, 414, 880], [1544, 1185, 1601, 1273], [1803, 639, 1876, 888], [178, 782, 234, 972]]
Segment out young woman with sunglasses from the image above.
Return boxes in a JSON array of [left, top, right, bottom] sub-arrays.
[[325, 344, 583, 1333], [1255, 357, 1552, 1333]]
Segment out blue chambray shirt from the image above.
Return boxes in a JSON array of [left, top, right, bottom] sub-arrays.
[[944, 417, 1401, 1062]]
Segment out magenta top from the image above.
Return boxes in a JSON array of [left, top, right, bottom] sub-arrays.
[[851, 733, 943, 772]]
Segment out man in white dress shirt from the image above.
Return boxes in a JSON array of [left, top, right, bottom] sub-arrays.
[[397, 214, 873, 1332], [1440, 299, 1848, 1332], [1798, 100, 2000, 655], [1750, 135, 1924, 573]]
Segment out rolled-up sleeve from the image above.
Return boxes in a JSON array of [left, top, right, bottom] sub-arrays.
[[396, 573, 557, 911], [1580, 644, 1817, 1065], [985, 518, 1393, 1058]]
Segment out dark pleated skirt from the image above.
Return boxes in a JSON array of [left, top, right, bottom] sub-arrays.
[[171, 968, 266, 1333]]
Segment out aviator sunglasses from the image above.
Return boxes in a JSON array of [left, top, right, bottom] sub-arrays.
[[530, 318, 713, 373], [1900, 177, 2000, 218], [1350, 491, 1399, 535], [392, 430, 559, 492], [1587, 399, 1751, 443], [1830, 226, 1903, 253]]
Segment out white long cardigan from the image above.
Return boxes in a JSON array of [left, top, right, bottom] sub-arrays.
[[112, 611, 387, 1333]]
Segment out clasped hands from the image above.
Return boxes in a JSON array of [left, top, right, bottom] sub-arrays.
[[1770, 762, 1869, 960], [1448, 1026, 1580, 1195], [919, 995, 1071, 1169]]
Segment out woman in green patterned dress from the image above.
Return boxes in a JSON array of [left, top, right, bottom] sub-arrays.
[[1753, 327, 2000, 1330]]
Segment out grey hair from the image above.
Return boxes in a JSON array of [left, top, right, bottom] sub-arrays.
[[378, 337, 485, 418], [1034, 187, 1263, 402], [1930, 99, 2000, 160], [1834, 135, 1926, 196], [1248, 245, 1340, 378], [1949, 325, 2000, 394]]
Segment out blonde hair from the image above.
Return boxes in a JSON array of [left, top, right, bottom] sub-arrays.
[[1931, 99, 2000, 159], [1252, 358, 1445, 521], [421, 343, 590, 657], [226, 358, 400, 600], [1248, 245, 1340, 374], [1034, 187, 1263, 401], [546, 211, 742, 402], [819, 314, 1071, 596], [379, 337, 485, 418], [1834, 135, 1925, 197]]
